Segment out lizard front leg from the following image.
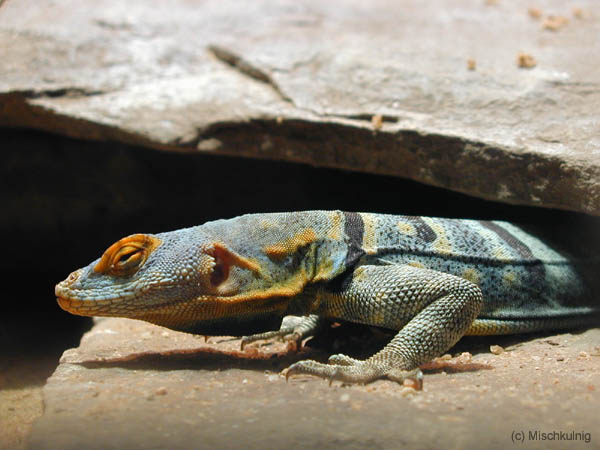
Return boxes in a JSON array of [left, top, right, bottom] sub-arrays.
[[241, 314, 324, 350], [286, 264, 483, 386]]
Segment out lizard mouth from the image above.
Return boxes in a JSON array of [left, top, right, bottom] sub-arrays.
[[56, 296, 86, 313], [56, 294, 137, 317]]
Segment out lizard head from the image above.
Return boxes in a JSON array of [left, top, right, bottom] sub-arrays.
[[55, 229, 286, 334], [57, 233, 170, 317]]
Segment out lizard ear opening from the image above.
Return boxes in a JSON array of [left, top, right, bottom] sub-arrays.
[[209, 250, 229, 287], [206, 242, 262, 288]]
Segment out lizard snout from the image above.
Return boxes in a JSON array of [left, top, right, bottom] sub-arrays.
[[55, 269, 84, 313], [55, 269, 83, 297]]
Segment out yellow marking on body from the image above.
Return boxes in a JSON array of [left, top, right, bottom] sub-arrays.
[[397, 221, 416, 236], [422, 218, 453, 255], [503, 270, 518, 287], [313, 255, 336, 281], [407, 261, 425, 269], [462, 268, 481, 285], [258, 219, 275, 231], [263, 228, 317, 260], [360, 213, 378, 255], [465, 319, 519, 336], [326, 211, 343, 241], [492, 245, 511, 260]]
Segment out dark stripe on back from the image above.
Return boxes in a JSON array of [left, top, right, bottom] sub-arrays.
[[343, 211, 366, 267], [405, 216, 437, 243], [479, 221, 534, 259], [479, 220, 545, 279], [327, 212, 366, 293]]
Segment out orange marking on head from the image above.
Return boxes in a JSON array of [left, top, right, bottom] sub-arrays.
[[263, 228, 317, 260], [94, 234, 162, 276], [211, 242, 262, 274]]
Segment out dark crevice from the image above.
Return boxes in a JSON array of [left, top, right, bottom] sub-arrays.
[[14, 88, 105, 99], [189, 118, 599, 216], [329, 113, 399, 123]]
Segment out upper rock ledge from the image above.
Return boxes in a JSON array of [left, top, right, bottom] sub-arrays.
[[1, 0, 599, 214]]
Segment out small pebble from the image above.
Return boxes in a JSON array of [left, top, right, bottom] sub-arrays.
[[371, 114, 383, 131], [458, 352, 472, 363], [490, 345, 504, 355], [528, 8, 542, 19], [517, 52, 536, 68], [542, 15, 569, 31], [155, 386, 168, 396]]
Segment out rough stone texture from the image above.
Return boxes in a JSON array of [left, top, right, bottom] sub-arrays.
[[1, 0, 599, 215], [29, 318, 600, 449]]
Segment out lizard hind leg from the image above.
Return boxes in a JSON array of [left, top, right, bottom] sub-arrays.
[[286, 264, 483, 387]]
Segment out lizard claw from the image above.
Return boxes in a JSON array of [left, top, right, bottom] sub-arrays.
[[387, 368, 424, 390], [241, 331, 301, 351], [328, 370, 337, 387]]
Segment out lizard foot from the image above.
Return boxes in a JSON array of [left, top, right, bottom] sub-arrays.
[[285, 358, 423, 389], [241, 315, 322, 351]]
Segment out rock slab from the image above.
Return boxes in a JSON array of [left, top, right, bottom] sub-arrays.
[[1, 0, 600, 214]]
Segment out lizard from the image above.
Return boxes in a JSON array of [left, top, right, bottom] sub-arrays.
[[55, 211, 600, 387]]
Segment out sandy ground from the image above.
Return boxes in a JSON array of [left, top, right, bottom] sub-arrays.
[[23, 318, 600, 450], [0, 313, 90, 450], [0, 354, 57, 449]]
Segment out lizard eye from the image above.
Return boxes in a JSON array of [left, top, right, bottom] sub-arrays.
[[94, 234, 162, 277], [113, 247, 144, 271]]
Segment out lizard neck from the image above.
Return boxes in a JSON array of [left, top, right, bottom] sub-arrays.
[[131, 294, 295, 337], [166, 312, 285, 336]]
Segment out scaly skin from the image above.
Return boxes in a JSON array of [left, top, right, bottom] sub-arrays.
[[56, 211, 600, 386]]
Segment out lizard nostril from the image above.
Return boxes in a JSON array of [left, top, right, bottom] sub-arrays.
[[66, 269, 82, 285]]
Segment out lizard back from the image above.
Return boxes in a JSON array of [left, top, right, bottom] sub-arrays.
[[343, 213, 600, 321]]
